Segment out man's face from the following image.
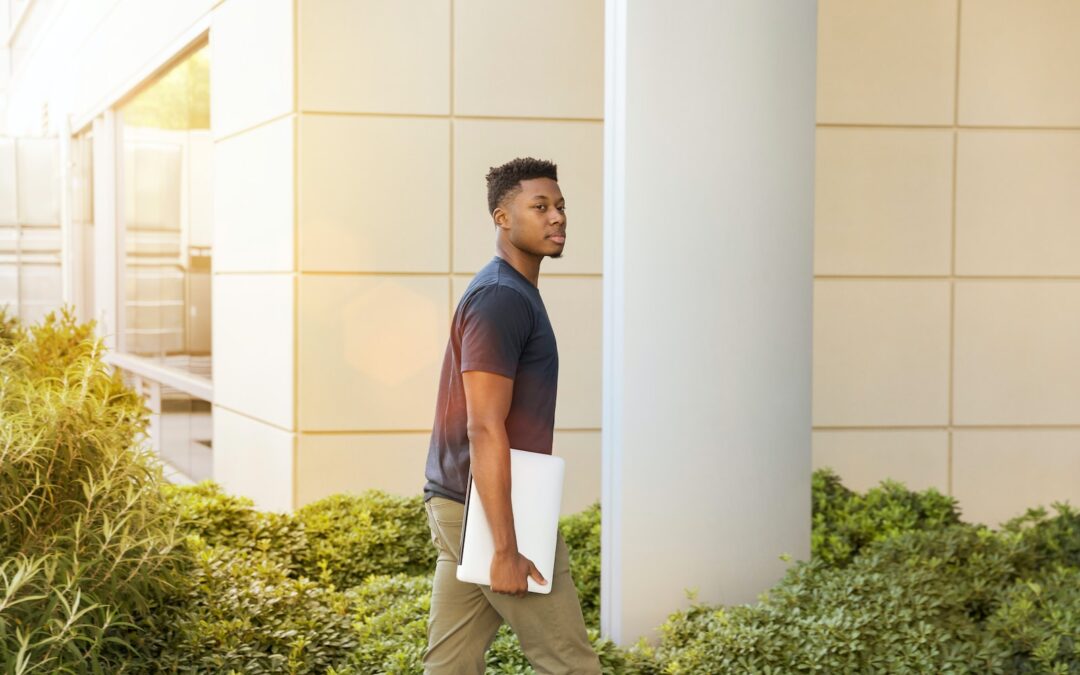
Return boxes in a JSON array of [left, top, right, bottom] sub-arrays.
[[496, 177, 567, 259]]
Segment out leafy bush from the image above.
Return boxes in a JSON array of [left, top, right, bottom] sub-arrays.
[[1003, 502, 1080, 570], [0, 305, 184, 673], [811, 467, 962, 566], [8, 304, 1080, 673], [332, 574, 431, 674], [121, 537, 358, 674], [294, 491, 436, 590], [641, 500, 1080, 674], [561, 502, 602, 629], [160, 480, 310, 574], [123, 484, 437, 672], [988, 564, 1080, 673], [645, 525, 1012, 673]]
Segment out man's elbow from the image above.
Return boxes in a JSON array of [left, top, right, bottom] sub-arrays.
[[466, 421, 503, 446]]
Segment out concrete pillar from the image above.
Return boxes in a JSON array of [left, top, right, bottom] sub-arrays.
[[601, 0, 817, 644]]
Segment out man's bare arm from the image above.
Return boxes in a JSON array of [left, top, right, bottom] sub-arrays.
[[462, 370, 546, 597]]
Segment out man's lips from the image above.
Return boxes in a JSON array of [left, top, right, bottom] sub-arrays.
[[549, 233, 566, 244]]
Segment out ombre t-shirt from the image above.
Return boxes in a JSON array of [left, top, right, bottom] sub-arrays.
[[423, 255, 559, 504]]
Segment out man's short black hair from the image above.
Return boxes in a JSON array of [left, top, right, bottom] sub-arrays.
[[485, 157, 558, 215]]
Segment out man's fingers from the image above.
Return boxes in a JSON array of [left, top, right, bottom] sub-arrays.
[[528, 560, 547, 585]]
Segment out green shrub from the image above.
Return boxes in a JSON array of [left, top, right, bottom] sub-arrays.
[[294, 491, 437, 590], [0, 305, 184, 673], [647, 525, 1018, 673], [643, 500, 1080, 674], [560, 502, 602, 629], [161, 480, 310, 574], [988, 564, 1080, 673], [812, 467, 962, 566], [124, 536, 358, 674], [7, 302, 1078, 673], [1003, 501, 1080, 570], [333, 573, 432, 674], [124, 485, 437, 672]]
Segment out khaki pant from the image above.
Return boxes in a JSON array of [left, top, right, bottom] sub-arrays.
[[423, 496, 602, 675]]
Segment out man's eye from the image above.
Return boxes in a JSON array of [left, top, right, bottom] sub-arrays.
[[558, 206, 566, 212], [535, 205, 546, 210]]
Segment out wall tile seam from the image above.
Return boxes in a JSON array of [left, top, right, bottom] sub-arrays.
[[297, 110, 603, 124], [214, 271, 605, 278], [213, 110, 295, 144], [297, 428, 604, 436], [949, 0, 961, 497], [814, 425, 1080, 431], [813, 276, 1080, 281], [816, 124, 1080, 133], [292, 0, 300, 512]]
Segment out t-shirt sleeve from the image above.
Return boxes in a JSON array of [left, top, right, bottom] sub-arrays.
[[458, 284, 533, 379]]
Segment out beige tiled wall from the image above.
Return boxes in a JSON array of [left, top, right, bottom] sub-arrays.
[[211, 0, 602, 514], [815, 0, 1080, 526]]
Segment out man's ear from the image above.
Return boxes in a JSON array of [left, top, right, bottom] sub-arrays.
[[492, 206, 509, 230]]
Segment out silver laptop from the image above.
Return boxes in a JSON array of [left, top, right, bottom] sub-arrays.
[[456, 448, 566, 594]]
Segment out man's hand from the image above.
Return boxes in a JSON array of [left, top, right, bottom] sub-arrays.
[[490, 550, 547, 598]]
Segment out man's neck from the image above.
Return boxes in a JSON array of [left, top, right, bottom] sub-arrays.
[[494, 243, 542, 288]]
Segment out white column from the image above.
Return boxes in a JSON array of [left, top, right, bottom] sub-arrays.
[[601, 0, 817, 645]]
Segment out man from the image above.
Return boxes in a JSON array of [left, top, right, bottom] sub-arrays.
[[421, 157, 602, 674]]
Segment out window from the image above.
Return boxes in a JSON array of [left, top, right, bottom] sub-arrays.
[[0, 137, 62, 325], [112, 42, 213, 482]]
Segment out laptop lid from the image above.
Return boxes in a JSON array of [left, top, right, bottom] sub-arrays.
[[456, 448, 566, 594]]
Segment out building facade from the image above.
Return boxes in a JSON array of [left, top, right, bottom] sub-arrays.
[[2, 0, 1078, 645]]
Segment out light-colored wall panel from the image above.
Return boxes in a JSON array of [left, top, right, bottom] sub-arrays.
[[817, 0, 957, 125], [16, 138, 59, 225], [299, 115, 450, 273], [453, 119, 602, 275], [814, 128, 953, 276], [954, 281, 1080, 425], [539, 276, 601, 430], [959, 0, 1080, 127], [812, 429, 949, 493], [212, 273, 295, 429], [956, 131, 1080, 276], [954, 430, 1080, 527], [210, 0, 293, 139], [298, 0, 449, 115], [454, 0, 603, 119], [0, 139, 15, 225], [213, 115, 294, 272], [813, 280, 950, 426], [298, 275, 449, 431], [553, 430, 600, 517], [213, 405, 295, 513], [296, 432, 429, 505]]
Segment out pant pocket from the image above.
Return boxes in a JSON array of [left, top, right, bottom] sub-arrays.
[[427, 498, 465, 562]]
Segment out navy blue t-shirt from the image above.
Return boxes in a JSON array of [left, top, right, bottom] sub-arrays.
[[423, 255, 559, 504]]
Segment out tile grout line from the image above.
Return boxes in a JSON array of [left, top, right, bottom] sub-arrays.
[[948, 0, 962, 498], [297, 110, 603, 124], [816, 122, 1080, 132], [292, 0, 300, 512], [814, 424, 1080, 431], [449, 0, 455, 304]]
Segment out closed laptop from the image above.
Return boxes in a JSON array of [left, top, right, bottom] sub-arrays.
[[456, 448, 566, 594]]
